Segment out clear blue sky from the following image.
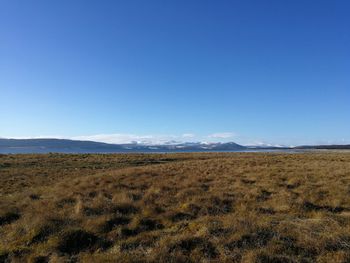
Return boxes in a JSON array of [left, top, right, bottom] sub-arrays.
[[1, 0, 349, 145]]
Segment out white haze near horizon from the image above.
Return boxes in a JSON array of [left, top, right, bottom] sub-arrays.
[[4, 133, 238, 145], [2, 133, 349, 147]]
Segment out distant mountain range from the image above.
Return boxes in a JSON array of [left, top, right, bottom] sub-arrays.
[[0, 138, 349, 154], [0, 138, 245, 153], [295, 145, 350, 150]]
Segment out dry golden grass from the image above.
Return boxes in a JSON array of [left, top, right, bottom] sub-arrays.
[[1, 152, 350, 262]]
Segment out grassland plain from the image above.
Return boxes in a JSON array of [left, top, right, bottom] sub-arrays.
[[1, 152, 350, 262]]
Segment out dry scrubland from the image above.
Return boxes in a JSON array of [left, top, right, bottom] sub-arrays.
[[1, 152, 350, 262]]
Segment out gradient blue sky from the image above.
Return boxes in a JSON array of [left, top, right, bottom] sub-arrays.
[[1, 0, 349, 145]]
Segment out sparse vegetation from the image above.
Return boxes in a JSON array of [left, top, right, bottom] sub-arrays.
[[1, 152, 350, 262]]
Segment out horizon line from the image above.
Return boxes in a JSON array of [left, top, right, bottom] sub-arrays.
[[1, 136, 350, 147]]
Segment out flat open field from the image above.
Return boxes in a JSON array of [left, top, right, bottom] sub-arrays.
[[1, 153, 350, 262]]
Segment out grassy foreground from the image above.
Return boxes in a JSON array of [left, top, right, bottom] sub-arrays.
[[1, 152, 350, 262]]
